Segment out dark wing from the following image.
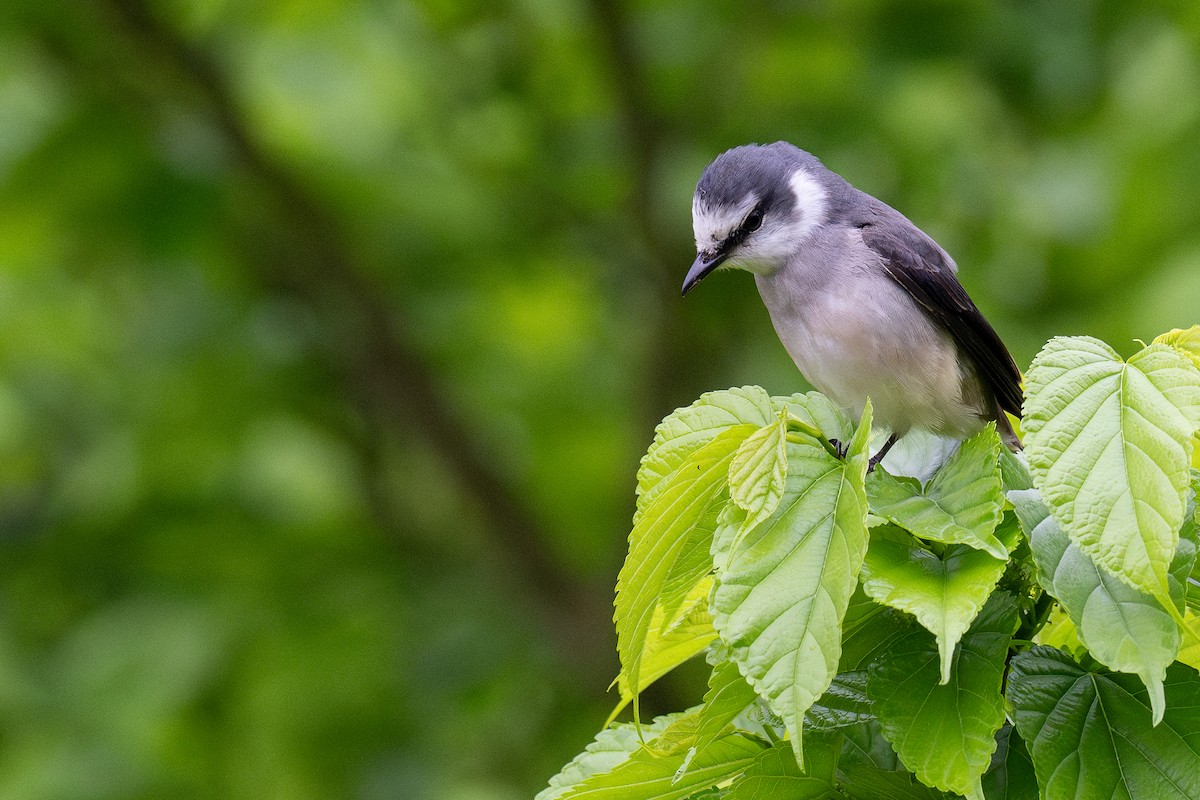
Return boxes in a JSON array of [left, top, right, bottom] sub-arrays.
[[858, 212, 1023, 417]]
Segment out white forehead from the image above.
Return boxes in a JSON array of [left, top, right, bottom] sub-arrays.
[[692, 192, 757, 250], [691, 168, 829, 251]]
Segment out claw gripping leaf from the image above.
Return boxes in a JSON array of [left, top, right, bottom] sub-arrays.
[[1023, 337, 1200, 602], [711, 402, 873, 767]]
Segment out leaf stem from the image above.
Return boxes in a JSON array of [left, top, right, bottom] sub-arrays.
[[785, 418, 842, 460], [1015, 591, 1055, 643]]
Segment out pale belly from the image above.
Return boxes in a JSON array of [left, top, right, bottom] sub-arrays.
[[758, 271, 986, 439]]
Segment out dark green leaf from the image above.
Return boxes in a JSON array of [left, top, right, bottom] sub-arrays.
[[1008, 647, 1200, 800], [727, 739, 841, 800], [980, 724, 1037, 800], [868, 591, 1019, 799]]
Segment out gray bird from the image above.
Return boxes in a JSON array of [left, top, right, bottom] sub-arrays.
[[683, 142, 1022, 469]]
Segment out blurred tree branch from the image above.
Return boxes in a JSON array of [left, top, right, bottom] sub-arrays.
[[587, 0, 694, 454], [34, 0, 613, 668]]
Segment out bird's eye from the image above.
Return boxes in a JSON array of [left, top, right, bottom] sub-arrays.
[[744, 208, 764, 233]]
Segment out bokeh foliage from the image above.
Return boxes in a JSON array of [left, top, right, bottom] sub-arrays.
[[0, 0, 1198, 797]]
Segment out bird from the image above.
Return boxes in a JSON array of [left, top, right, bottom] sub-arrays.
[[682, 142, 1022, 470]]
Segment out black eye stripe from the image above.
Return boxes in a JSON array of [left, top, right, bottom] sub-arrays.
[[726, 206, 765, 248]]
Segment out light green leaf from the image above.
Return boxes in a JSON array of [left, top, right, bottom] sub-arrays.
[[656, 502, 722, 634], [674, 657, 759, 783], [866, 425, 1007, 559], [1023, 337, 1200, 600], [1033, 605, 1088, 661], [868, 591, 1019, 799], [637, 386, 774, 511], [711, 403, 873, 767], [1008, 647, 1200, 800], [1155, 325, 1200, 372], [727, 738, 841, 800], [728, 408, 789, 536], [617, 425, 755, 716], [557, 714, 766, 800], [1177, 609, 1200, 670], [859, 519, 1017, 684], [537, 714, 682, 800], [614, 578, 716, 718], [771, 392, 855, 445], [1009, 485, 1181, 722]]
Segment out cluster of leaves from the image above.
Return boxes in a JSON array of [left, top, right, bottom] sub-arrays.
[[540, 326, 1200, 800]]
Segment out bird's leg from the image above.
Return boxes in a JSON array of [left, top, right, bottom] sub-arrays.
[[827, 438, 848, 458], [867, 433, 899, 473]]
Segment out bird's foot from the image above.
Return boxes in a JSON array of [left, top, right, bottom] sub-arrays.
[[866, 433, 900, 474], [828, 438, 849, 458]]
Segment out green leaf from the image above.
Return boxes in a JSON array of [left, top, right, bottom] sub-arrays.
[[711, 403, 873, 767], [837, 717, 951, 799], [771, 392, 855, 444], [805, 671, 873, 732], [1007, 647, 1200, 800], [674, 657, 759, 782], [656, 503, 722, 634], [1178, 609, 1200, 670], [868, 591, 1019, 799], [727, 738, 841, 800], [557, 714, 766, 800], [859, 520, 1017, 684], [1023, 337, 1200, 600], [637, 386, 774, 511], [617, 425, 755, 716], [537, 715, 682, 800], [614, 579, 716, 717], [866, 425, 1008, 559], [1155, 325, 1200, 372], [1033, 605, 1088, 661], [980, 725, 1037, 800], [997, 448, 1033, 492], [1009, 486, 1181, 722], [728, 408, 789, 536], [837, 594, 910, 672]]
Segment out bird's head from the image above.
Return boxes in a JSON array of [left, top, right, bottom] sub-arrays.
[[683, 142, 831, 296]]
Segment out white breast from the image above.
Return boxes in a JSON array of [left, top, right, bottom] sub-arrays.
[[755, 237, 986, 439]]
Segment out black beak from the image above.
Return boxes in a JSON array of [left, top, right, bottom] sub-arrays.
[[681, 251, 727, 296]]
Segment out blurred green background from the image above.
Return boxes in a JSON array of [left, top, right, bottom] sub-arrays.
[[0, 0, 1198, 797]]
